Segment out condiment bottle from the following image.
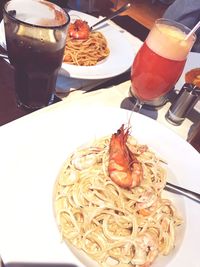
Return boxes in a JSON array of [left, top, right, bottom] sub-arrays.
[[165, 83, 200, 125]]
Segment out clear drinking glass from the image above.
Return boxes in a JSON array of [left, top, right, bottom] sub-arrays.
[[130, 18, 196, 112], [3, 0, 70, 110]]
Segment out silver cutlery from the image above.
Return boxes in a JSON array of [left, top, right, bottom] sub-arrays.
[[0, 52, 8, 59], [90, 2, 131, 31], [165, 182, 200, 203], [0, 43, 8, 59]]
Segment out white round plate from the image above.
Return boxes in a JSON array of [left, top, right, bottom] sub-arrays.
[[61, 10, 136, 79], [0, 106, 199, 267]]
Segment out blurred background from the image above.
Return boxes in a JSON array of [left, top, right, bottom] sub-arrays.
[[0, 0, 174, 30]]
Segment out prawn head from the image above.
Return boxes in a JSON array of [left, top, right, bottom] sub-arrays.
[[108, 124, 143, 189], [68, 19, 90, 39]]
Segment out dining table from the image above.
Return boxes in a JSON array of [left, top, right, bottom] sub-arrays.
[[0, 5, 199, 151]]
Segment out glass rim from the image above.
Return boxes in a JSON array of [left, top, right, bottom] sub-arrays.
[[3, 0, 70, 30], [155, 18, 197, 38]]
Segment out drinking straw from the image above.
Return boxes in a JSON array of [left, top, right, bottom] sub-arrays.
[[185, 20, 200, 40]]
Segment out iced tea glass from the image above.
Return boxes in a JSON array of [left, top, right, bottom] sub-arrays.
[[130, 18, 196, 111], [3, 0, 70, 110]]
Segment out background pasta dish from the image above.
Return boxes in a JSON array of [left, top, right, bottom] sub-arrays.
[[54, 128, 182, 267], [63, 19, 110, 66]]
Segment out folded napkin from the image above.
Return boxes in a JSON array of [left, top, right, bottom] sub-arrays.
[[59, 80, 198, 140]]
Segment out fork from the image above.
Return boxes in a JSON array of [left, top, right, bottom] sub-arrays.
[[165, 182, 200, 203]]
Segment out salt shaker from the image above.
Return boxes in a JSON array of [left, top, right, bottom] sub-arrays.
[[165, 83, 200, 125]]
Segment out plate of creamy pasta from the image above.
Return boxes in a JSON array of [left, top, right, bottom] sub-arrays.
[[0, 106, 199, 267], [51, 107, 200, 267], [53, 126, 183, 267], [60, 10, 136, 79]]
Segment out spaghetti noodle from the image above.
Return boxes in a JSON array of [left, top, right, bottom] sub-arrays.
[[63, 31, 110, 66], [54, 133, 182, 267]]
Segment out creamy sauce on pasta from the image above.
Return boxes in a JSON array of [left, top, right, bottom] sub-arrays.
[[53, 134, 182, 266]]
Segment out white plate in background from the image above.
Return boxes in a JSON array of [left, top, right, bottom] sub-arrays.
[[60, 10, 136, 79], [175, 51, 200, 112]]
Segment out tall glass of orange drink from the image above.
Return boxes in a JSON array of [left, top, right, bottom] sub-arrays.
[[131, 19, 196, 111]]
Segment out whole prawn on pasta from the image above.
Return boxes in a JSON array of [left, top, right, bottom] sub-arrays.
[[108, 124, 143, 189], [68, 19, 90, 39]]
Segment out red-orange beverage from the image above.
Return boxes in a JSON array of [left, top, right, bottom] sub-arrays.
[[131, 19, 196, 104], [131, 42, 186, 100]]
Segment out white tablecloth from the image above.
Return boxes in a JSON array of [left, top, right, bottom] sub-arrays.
[[54, 79, 198, 140]]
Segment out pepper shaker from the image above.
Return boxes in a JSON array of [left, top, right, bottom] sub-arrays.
[[165, 83, 200, 125]]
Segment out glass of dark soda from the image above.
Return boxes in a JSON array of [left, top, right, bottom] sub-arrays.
[[3, 0, 70, 110]]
